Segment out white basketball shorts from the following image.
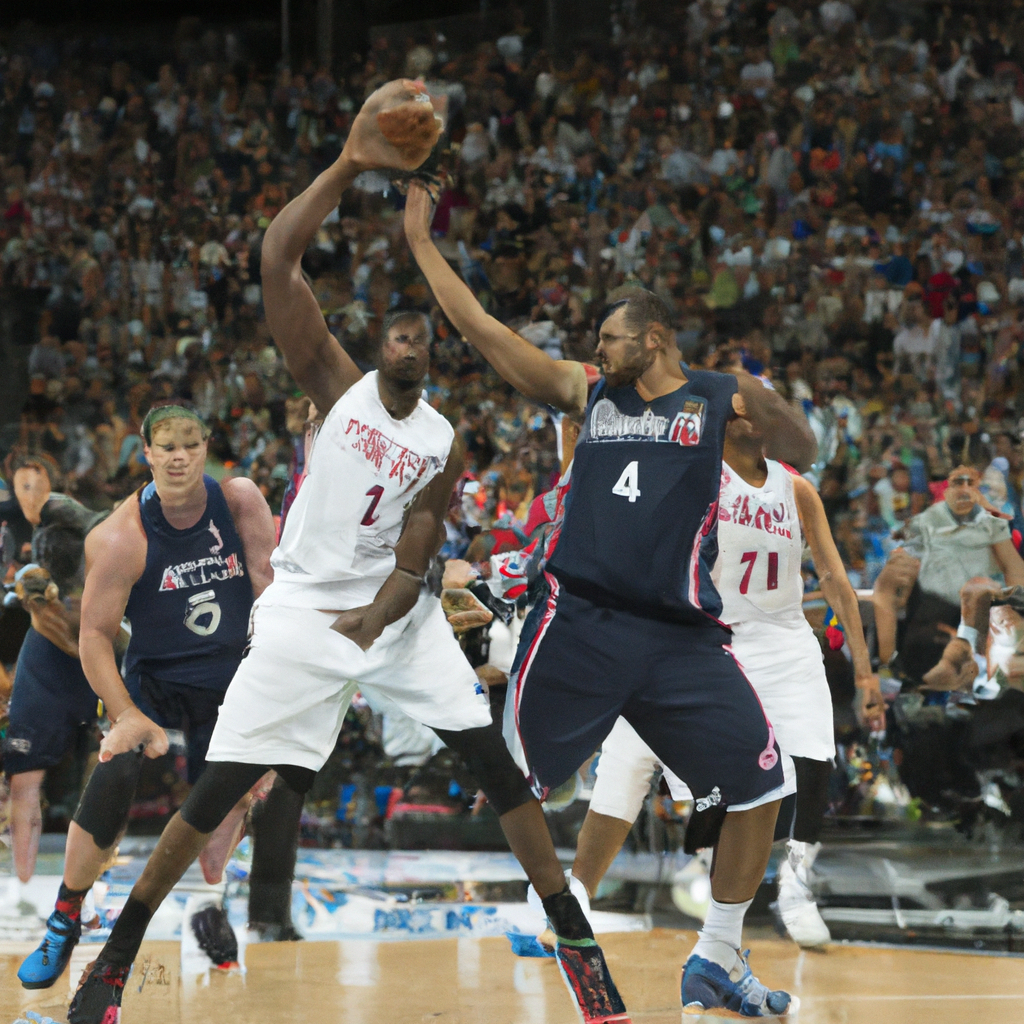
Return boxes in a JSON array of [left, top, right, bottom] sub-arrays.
[[590, 621, 830, 823], [206, 592, 492, 772]]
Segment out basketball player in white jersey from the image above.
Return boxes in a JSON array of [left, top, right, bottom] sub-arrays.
[[70, 81, 628, 1024], [533, 411, 884, 959]]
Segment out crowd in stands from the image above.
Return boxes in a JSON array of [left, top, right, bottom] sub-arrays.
[[5, 0, 1024, 769]]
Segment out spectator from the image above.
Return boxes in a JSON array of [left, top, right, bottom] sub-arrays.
[[873, 457, 1024, 687]]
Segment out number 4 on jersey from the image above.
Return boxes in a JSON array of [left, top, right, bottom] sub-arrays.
[[612, 461, 641, 503]]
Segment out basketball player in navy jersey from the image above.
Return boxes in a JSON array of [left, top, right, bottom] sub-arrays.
[[18, 404, 302, 990], [406, 184, 817, 1016], [529, 415, 883, 954], [70, 82, 627, 1024]]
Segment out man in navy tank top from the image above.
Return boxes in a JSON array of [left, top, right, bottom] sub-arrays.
[[406, 183, 818, 1018], [18, 403, 301, 990]]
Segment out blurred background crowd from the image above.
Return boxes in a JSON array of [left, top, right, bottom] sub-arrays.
[[5, 0, 1024, 844]]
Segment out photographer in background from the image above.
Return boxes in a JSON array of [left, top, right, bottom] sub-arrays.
[[2, 484, 106, 920]]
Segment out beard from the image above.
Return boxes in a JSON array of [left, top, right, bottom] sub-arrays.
[[602, 343, 656, 388], [381, 359, 426, 390]]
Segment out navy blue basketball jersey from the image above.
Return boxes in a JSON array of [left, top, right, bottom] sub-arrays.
[[546, 368, 737, 624], [123, 475, 253, 691]]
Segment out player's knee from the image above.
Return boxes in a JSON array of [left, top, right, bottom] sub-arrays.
[[8, 769, 44, 801], [73, 749, 144, 850], [433, 724, 534, 817], [592, 754, 657, 821], [180, 761, 274, 834]]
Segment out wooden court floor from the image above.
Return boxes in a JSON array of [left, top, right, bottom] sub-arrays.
[[2, 929, 1020, 1024]]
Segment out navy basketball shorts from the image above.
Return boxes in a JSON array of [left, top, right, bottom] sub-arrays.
[[3, 628, 99, 777], [127, 674, 229, 784], [509, 574, 786, 811]]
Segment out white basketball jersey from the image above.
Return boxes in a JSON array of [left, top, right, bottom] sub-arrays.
[[266, 371, 453, 606], [712, 459, 805, 629]]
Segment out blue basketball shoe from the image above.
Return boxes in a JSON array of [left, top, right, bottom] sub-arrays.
[[681, 950, 794, 1017], [18, 909, 82, 989]]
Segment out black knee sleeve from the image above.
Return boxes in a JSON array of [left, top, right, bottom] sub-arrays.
[[432, 723, 534, 817], [272, 763, 316, 796], [791, 757, 832, 844], [250, 774, 303, 884], [773, 792, 797, 842], [179, 761, 268, 834], [73, 748, 144, 849]]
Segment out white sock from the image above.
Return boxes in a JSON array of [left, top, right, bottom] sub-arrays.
[[690, 897, 751, 973], [197, 879, 228, 906], [81, 886, 99, 926], [6, 875, 24, 904], [786, 839, 821, 880], [567, 873, 592, 922]]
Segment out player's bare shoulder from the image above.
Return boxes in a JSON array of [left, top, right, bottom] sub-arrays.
[[220, 475, 271, 522], [791, 472, 823, 508], [85, 492, 147, 581]]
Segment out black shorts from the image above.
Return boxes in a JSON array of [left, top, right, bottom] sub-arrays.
[[3, 628, 99, 777], [509, 574, 786, 810], [127, 674, 228, 784]]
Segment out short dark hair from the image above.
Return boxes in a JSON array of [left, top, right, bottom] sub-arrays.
[[947, 433, 989, 470], [31, 524, 85, 595], [600, 288, 673, 338], [382, 310, 433, 341], [9, 450, 61, 490]]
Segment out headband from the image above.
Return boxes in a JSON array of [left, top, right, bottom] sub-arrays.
[[141, 405, 208, 444]]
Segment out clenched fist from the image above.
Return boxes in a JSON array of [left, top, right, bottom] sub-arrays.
[[343, 79, 444, 174]]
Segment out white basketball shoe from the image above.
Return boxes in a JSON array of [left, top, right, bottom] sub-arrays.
[[776, 840, 830, 948]]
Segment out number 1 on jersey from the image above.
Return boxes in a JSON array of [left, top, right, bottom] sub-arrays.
[[612, 461, 641, 503], [361, 485, 384, 525]]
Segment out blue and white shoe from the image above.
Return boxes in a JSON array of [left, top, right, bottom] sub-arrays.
[[681, 951, 794, 1017], [506, 931, 556, 958], [18, 909, 82, 989]]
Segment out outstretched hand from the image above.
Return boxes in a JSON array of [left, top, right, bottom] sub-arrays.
[[343, 79, 444, 174], [404, 181, 436, 245]]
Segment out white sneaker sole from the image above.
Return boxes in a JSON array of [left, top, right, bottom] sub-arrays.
[[682, 994, 801, 1019]]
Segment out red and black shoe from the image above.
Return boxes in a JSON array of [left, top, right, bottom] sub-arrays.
[[555, 937, 632, 1024], [67, 960, 132, 1024], [191, 902, 240, 969]]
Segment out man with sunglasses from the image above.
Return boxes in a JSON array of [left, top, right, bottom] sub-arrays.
[[874, 457, 1024, 689]]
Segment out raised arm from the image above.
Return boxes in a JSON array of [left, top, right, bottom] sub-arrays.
[[404, 184, 589, 417], [327, 434, 466, 650], [221, 476, 276, 598], [732, 373, 817, 472], [793, 475, 884, 732], [262, 80, 443, 416], [79, 509, 170, 761]]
